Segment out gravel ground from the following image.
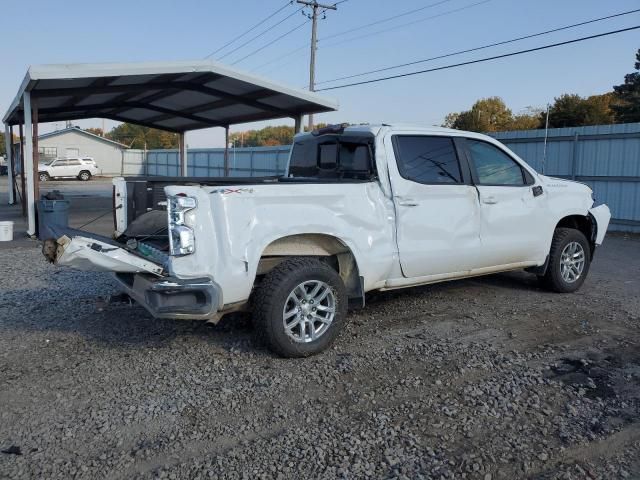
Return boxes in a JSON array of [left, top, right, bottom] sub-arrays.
[[1, 234, 639, 479]]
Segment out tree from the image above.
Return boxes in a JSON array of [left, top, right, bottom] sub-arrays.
[[612, 48, 640, 123], [229, 123, 329, 147], [0, 131, 5, 156], [510, 107, 543, 130], [107, 123, 179, 149], [443, 97, 540, 132], [545, 93, 615, 128], [84, 127, 105, 137]]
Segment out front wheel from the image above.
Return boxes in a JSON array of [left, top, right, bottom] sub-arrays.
[[253, 257, 347, 358], [78, 170, 91, 181], [539, 228, 591, 293], [39, 172, 50, 182]]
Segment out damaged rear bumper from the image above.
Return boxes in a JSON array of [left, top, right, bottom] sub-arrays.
[[43, 228, 222, 321], [114, 273, 222, 321]]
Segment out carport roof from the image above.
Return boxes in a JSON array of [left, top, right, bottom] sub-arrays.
[[3, 61, 338, 132]]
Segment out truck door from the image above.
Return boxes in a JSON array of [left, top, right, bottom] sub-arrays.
[[386, 133, 482, 278], [461, 138, 548, 267]]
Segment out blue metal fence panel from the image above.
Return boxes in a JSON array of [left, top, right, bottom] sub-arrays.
[[144, 146, 291, 178], [492, 123, 640, 232]]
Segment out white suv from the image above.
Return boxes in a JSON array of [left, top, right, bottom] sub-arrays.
[[39, 157, 99, 181]]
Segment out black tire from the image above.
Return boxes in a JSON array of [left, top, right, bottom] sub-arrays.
[[253, 257, 347, 358], [539, 227, 591, 293], [39, 172, 50, 182], [78, 170, 91, 181]]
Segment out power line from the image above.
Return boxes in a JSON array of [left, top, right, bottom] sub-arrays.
[[252, 0, 479, 74], [316, 7, 640, 86], [217, 5, 306, 61], [204, 1, 294, 59], [250, 44, 310, 72], [321, 0, 455, 41], [316, 25, 640, 91], [231, 19, 311, 65], [320, 0, 492, 49]]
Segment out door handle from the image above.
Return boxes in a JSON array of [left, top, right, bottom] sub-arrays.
[[483, 196, 498, 205], [397, 198, 419, 207]]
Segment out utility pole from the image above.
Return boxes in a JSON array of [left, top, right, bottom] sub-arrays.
[[297, 0, 337, 131]]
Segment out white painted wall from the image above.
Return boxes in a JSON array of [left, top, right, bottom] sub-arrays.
[[38, 129, 126, 176]]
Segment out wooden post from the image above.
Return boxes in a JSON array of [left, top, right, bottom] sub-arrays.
[[4, 124, 14, 205]]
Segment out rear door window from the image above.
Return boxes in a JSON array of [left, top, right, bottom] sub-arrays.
[[392, 135, 462, 184]]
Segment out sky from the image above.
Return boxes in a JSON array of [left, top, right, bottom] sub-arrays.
[[1, 0, 638, 147]]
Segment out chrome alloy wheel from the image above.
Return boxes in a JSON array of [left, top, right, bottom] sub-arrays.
[[560, 241, 585, 283], [282, 280, 336, 343]]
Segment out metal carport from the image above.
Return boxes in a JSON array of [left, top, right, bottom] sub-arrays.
[[2, 60, 338, 235]]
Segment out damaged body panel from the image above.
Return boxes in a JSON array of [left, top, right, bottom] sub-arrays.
[[49, 235, 164, 276]]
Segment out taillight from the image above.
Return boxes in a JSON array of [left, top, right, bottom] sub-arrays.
[[167, 195, 197, 256]]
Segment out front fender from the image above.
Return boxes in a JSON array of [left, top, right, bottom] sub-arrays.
[[589, 204, 611, 245]]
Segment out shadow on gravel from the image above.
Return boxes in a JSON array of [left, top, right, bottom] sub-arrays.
[[0, 282, 259, 353]]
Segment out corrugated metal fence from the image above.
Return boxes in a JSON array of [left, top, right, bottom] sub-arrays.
[[119, 123, 640, 232], [122, 146, 290, 177], [492, 122, 640, 233]]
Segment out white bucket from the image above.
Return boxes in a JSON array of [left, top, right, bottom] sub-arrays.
[[0, 221, 14, 241]]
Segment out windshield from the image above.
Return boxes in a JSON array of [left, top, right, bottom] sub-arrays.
[[288, 133, 375, 180]]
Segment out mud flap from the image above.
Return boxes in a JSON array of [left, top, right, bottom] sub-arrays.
[[45, 234, 164, 276]]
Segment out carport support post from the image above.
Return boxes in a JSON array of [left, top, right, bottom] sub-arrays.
[[32, 100, 40, 203], [23, 92, 36, 236], [19, 124, 26, 217], [4, 124, 14, 205], [179, 132, 187, 177], [224, 126, 230, 177], [294, 115, 304, 134]]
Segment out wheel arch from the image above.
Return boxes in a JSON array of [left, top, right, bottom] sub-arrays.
[[256, 233, 365, 309], [555, 214, 597, 256]]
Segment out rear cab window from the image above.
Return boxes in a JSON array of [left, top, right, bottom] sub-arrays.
[[288, 133, 376, 180]]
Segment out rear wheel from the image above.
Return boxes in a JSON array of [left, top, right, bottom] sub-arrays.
[[253, 257, 347, 357], [78, 170, 91, 181], [39, 172, 50, 182], [539, 227, 591, 293]]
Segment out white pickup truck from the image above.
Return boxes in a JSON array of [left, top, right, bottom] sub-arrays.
[[45, 124, 611, 357]]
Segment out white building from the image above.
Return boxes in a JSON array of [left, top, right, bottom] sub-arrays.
[[36, 126, 129, 176]]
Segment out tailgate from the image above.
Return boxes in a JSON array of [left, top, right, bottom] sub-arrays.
[[45, 234, 164, 276]]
